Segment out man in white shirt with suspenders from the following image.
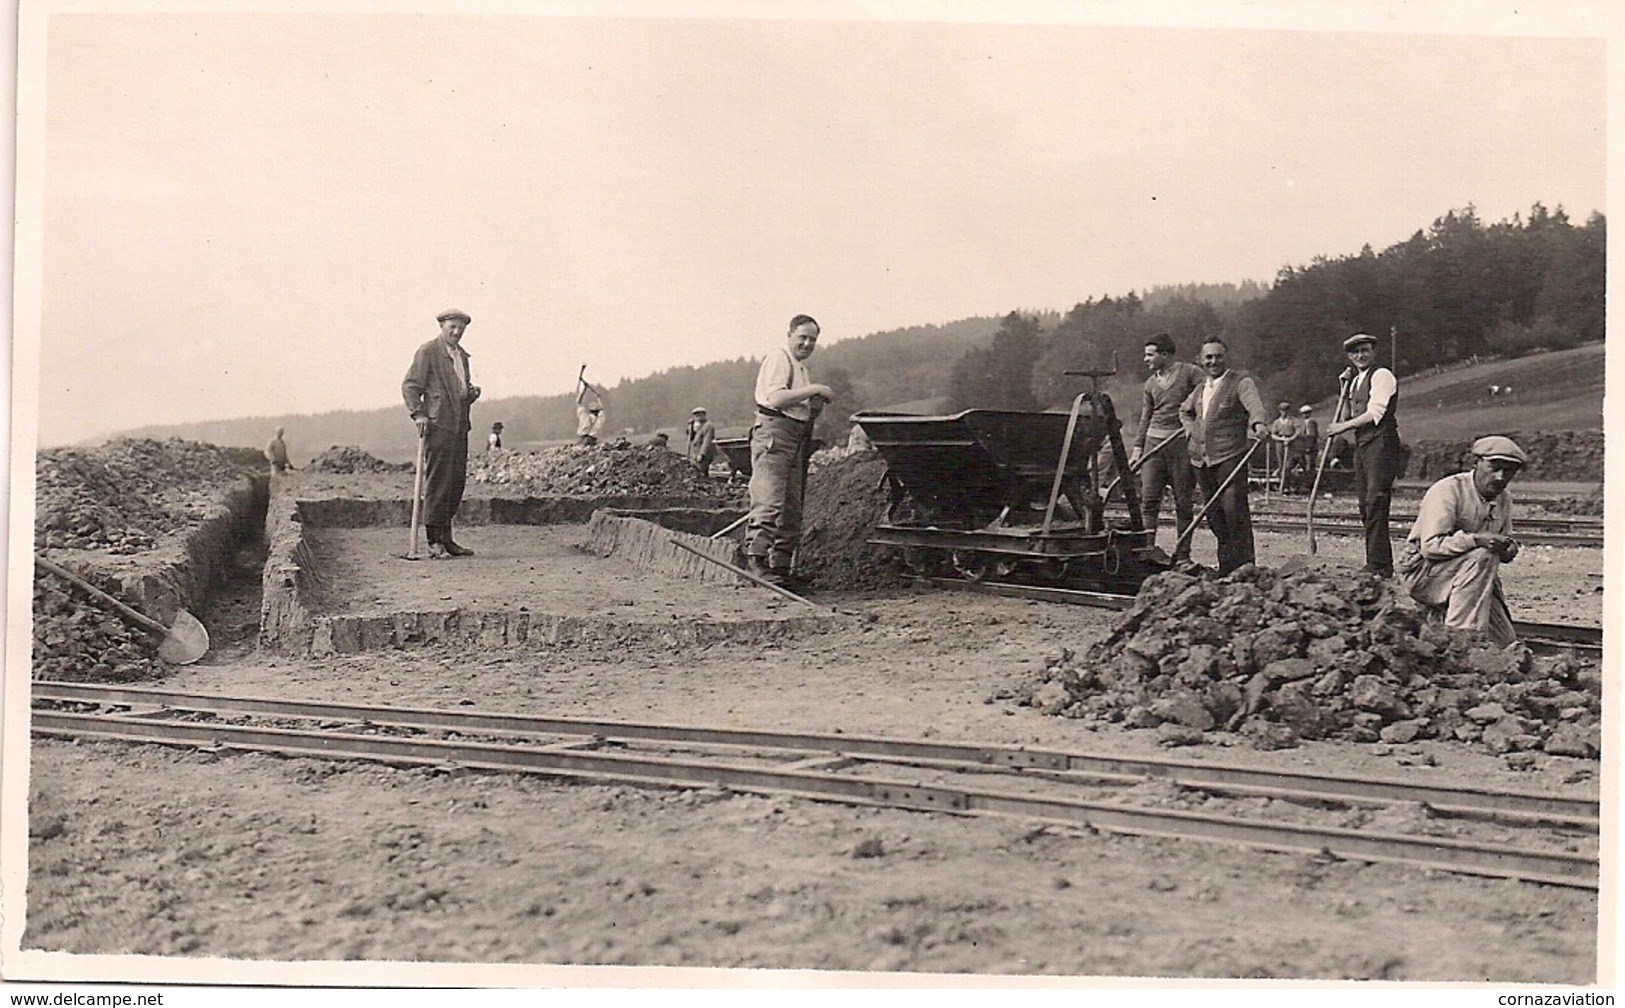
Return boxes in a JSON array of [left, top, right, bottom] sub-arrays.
[[1325, 332, 1402, 578], [745, 314, 834, 585]]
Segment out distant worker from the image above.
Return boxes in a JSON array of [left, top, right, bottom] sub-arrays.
[[1130, 333, 1204, 566], [265, 426, 292, 475], [746, 314, 833, 586], [1179, 338, 1269, 575], [1324, 332, 1402, 578], [487, 421, 504, 452], [1268, 401, 1298, 488], [1293, 405, 1319, 468], [687, 406, 717, 476], [649, 431, 670, 449], [402, 308, 481, 558], [1397, 436, 1527, 646], [576, 382, 607, 447]]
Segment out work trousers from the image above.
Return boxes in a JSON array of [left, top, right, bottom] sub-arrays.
[[422, 425, 469, 544], [746, 415, 810, 568], [1138, 436, 1196, 562], [1353, 434, 1402, 576], [1401, 547, 1516, 647], [1194, 449, 1255, 576]]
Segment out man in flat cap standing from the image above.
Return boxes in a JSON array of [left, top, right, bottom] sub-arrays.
[[403, 309, 481, 558], [687, 407, 717, 477], [1397, 436, 1527, 646], [1325, 332, 1403, 577]]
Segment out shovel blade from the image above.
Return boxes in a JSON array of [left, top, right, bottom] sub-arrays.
[[157, 608, 210, 665]]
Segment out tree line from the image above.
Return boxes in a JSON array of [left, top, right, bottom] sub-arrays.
[[947, 203, 1604, 421], [106, 202, 1601, 461]]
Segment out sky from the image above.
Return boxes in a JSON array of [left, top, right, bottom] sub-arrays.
[[14, 1, 1613, 448]]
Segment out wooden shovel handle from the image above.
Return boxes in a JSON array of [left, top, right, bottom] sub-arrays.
[[34, 554, 169, 635]]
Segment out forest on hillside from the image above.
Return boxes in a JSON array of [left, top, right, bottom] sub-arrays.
[[111, 202, 1603, 462], [953, 203, 1604, 417]]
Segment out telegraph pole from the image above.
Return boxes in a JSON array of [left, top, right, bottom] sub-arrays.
[[1389, 324, 1397, 370]]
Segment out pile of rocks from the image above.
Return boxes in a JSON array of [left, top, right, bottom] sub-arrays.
[[307, 445, 411, 474], [1004, 566, 1600, 757], [32, 565, 164, 682], [467, 444, 721, 498], [35, 438, 258, 553]]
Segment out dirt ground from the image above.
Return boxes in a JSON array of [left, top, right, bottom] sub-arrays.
[[22, 500, 1604, 982]]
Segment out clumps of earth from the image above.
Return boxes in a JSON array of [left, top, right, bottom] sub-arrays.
[[1540, 489, 1604, 517], [35, 438, 261, 552], [1406, 430, 1602, 482], [468, 444, 724, 499], [1000, 566, 1600, 758], [307, 446, 411, 474], [32, 564, 165, 682], [796, 450, 910, 592]]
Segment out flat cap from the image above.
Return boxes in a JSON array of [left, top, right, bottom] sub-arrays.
[[1342, 332, 1376, 350], [1471, 435, 1528, 465], [1277, 401, 1291, 409], [1299, 405, 1313, 413], [436, 308, 472, 323]]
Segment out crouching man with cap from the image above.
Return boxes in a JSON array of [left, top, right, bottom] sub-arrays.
[[1396, 436, 1527, 646], [402, 309, 481, 558]]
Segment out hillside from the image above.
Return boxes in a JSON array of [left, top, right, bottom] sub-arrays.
[[80, 333, 1603, 469], [1302, 342, 1604, 444]]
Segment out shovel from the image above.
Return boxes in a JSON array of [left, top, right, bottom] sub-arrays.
[[1171, 438, 1265, 561], [1280, 377, 1353, 574], [35, 554, 210, 665], [403, 427, 427, 560], [1099, 429, 1183, 503]]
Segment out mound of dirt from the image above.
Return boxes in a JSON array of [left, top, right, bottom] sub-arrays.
[[468, 444, 723, 499], [35, 438, 259, 553], [797, 451, 909, 592], [32, 563, 166, 682], [1406, 430, 1603, 482], [1003, 567, 1600, 756], [307, 446, 411, 474]]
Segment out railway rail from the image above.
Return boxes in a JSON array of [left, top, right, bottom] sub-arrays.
[[913, 577, 1602, 652], [32, 682, 1598, 889], [1248, 519, 1600, 549]]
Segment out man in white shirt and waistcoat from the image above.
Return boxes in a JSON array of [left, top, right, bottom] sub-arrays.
[[1325, 332, 1403, 577]]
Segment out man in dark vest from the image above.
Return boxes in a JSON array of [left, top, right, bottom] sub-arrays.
[[1325, 332, 1402, 577], [1178, 339, 1270, 575]]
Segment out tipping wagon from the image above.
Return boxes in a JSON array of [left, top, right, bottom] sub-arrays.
[[851, 369, 1170, 593]]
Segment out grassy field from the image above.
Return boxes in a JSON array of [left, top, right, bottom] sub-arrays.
[[1308, 342, 1604, 443]]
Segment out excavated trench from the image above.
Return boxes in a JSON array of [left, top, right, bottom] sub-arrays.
[[257, 481, 841, 658]]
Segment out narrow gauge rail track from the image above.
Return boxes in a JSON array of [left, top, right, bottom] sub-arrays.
[[1253, 513, 1603, 535], [1247, 520, 1600, 549], [1100, 509, 1602, 548], [33, 682, 1597, 889], [915, 577, 1603, 652]]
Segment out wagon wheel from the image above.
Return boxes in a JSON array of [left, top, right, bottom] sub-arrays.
[[900, 547, 947, 577], [951, 551, 1014, 582]]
